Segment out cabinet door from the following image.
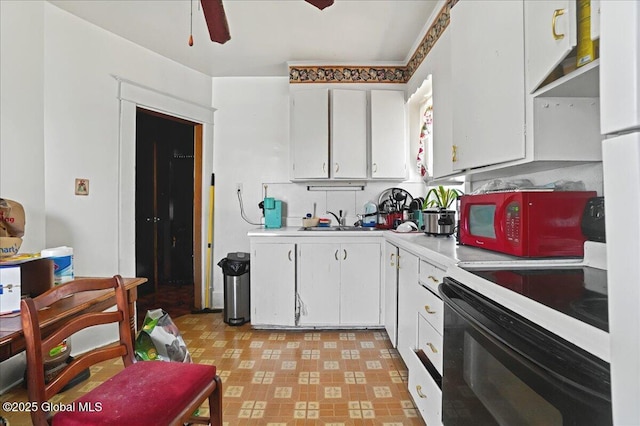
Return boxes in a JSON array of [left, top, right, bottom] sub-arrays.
[[451, 0, 526, 170], [340, 242, 381, 325], [383, 241, 399, 347], [251, 243, 296, 326], [371, 90, 407, 179], [396, 248, 419, 361], [291, 89, 329, 179], [429, 29, 455, 179], [600, 1, 640, 134], [525, 0, 577, 93], [297, 243, 340, 325], [331, 90, 367, 179]]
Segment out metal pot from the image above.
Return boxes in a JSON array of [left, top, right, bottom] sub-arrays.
[[421, 209, 456, 236]]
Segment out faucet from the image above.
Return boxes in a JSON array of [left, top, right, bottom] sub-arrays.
[[326, 210, 346, 226]]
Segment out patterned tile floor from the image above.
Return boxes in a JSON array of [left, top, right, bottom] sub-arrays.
[[1, 313, 425, 425]]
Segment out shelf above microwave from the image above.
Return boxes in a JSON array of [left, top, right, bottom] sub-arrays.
[[533, 59, 600, 98]]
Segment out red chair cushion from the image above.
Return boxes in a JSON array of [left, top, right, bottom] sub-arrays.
[[52, 361, 216, 426]]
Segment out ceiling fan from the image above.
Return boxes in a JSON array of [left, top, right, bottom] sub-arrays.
[[198, 0, 334, 45]]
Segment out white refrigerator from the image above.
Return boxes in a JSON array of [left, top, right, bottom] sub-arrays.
[[600, 2, 640, 424]]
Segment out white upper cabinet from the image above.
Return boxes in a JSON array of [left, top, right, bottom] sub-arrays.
[[525, 0, 577, 94], [290, 89, 329, 179], [290, 88, 367, 180], [331, 89, 367, 179], [600, 0, 640, 134], [370, 90, 407, 179], [451, 0, 526, 171], [428, 28, 455, 179]]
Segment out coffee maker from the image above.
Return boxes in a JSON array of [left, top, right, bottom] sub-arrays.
[[263, 197, 282, 229]]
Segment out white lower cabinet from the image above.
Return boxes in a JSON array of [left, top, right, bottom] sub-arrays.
[[250, 242, 296, 327], [397, 248, 420, 361], [384, 241, 400, 347], [407, 346, 443, 426], [297, 243, 341, 325], [396, 250, 446, 426], [340, 243, 381, 326], [418, 312, 443, 374], [297, 241, 381, 327], [419, 285, 444, 338]]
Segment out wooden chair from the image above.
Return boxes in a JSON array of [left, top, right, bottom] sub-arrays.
[[21, 275, 222, 426]]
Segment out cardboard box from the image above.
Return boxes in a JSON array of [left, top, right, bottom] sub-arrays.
[[577, 0, 598, 67]]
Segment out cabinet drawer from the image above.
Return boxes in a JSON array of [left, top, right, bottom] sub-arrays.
[[419, 259, 445, 294], [407, 348, 443, 426], [417, 313, 443, 374], [419, 286, 444, 335]]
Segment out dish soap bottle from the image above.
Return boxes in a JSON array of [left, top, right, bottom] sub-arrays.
[[363, 202, 378, 227]]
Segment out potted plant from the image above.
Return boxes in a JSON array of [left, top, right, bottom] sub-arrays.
[[421, 186, 463, 236], [422, 185, 463, 210]]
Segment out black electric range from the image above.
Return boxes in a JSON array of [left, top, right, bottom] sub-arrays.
[[465, 266, 608, 332]]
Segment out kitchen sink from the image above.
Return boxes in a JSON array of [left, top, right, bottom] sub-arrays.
[[299, 226, 379, 231]]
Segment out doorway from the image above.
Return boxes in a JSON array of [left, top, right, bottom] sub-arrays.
[[135, 108, 203, 319]]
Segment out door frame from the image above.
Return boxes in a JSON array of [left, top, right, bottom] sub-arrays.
[[115, 76, 214, 310]]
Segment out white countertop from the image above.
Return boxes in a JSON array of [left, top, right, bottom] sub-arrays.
[[247, 226, 384, 237], [248, 226, 519, 268]]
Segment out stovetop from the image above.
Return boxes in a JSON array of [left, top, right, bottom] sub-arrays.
[[449, 241, 609, 361], [466, 266, 608, 332]]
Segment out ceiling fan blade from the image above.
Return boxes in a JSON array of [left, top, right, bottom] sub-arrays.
[[305, 0, 334, 10], [200, 0, 231, 44]]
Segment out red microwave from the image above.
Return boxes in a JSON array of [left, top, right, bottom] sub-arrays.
[[459, 191, 596, 257]]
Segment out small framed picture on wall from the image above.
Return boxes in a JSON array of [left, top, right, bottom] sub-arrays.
[[75, 178, 89, 196]]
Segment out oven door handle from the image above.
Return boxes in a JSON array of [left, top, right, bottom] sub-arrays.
[[440, 283, 611, 402]]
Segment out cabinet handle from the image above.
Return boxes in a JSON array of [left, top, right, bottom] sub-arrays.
[[343, 249, 347, 260], [427, 342, 438, 354], [552, 9, 566, 40], [373, 163, 378, 173], [335, 249, 339, 261], [288, 250, 293, 261], [424, 305, 436, 315], [396, 254, 401, 270], [416, 385, 427, 398], [323, 162, 327, 173], [390, 253, 395, 267], [335, 163, 340, 173], [428, 275, 439, 283], [452, 145, 458, 162]]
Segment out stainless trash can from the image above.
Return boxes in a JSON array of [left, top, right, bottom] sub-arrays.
[[217, 252, 250, 326]]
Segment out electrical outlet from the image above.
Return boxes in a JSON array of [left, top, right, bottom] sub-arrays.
[[236, 183, 243, 193]]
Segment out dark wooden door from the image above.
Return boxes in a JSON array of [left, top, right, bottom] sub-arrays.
[[135, 110, 195, 295]]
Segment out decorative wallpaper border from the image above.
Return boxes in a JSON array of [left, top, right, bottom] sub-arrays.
[[289, 66, 408, 84], [289, 0, 458, 84]]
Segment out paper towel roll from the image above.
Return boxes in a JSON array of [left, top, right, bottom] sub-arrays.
[[41, 246, 74, 285]]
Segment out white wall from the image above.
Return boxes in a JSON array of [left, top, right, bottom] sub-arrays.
[[43, 3, 212, 277], [211, 77, 291, 306], [0, 1, 213, 393], [0, 0, 46, 394], [0, 1, 46, 252]]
